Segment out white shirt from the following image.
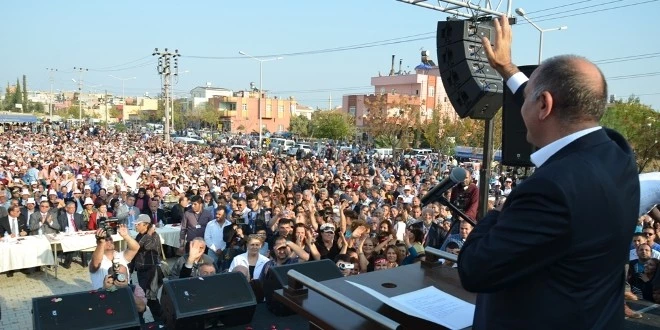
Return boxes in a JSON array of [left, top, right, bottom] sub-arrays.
[[228, 252, 269, 280], [9, 216, 19, 234], [530, 127, 602, 167], [506, 72, 603, 168], [204, 219, 232, 253], [90, 251, 129, 290]]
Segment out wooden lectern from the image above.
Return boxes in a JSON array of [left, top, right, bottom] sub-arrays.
[[274, 260, 476, 330]]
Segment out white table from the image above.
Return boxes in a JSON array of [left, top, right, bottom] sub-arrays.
[[0, 236, 56, 273], [47, 231, 124, 278], [130, 224, 181, 248]]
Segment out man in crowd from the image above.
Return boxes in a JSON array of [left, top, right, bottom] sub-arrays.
[[115, 195, 141, 227], [180, 195, 212, 253], [28, 200, 59, 235], [89, 224, 140, 290], [170, 238, 215, 279], [57, 201, 86, 268]]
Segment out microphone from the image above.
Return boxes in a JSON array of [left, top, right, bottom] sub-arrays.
[[420, 167, 467, 205]]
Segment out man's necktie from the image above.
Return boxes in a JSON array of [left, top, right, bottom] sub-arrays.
[[70, 215, 77, 231]]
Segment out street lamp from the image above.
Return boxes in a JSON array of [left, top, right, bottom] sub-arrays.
[[238, 51, 283, 149], [515, 8, 568, 64], [109, 75, 136, 122]]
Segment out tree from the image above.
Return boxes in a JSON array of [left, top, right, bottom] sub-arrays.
[[601, 96, 659, 173], [199, 102, 219, 130], [289, 115, 310, 137], [310, 110, 355, 140], [109, 106, 122, 119], [13, 78, 21, 111], [363, 94, 421, 150]]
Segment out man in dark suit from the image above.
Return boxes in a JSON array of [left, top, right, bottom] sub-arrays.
[[457, 16, 640, 329], [0, 205, 29, 277], [144, 199, 166, 225], [57, 201, 86, 268], [0, 205, 29, 238], [410, 206, 446, 249]]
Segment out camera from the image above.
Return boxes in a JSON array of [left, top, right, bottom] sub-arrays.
[[99, 217, 119, 236], [337, 262, 354, 270], [231, 211, 245, 225], [112, 260, 126, 282]]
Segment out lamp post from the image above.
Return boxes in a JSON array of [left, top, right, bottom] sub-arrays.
[[109, 75, 136, 122], [73, 67, 88, 125], [238, 51, 283, 150], [515, 8, 568, 64]]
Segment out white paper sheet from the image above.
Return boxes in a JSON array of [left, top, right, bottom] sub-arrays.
[[346, 281, 474, 330]]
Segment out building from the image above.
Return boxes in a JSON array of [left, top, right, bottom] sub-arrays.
[[190, 85, 233, 108], [207, 90, 296, 133], [342, 51, 457, 128], [292, 105, 315, 120]]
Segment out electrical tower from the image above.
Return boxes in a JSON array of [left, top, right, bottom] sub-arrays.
[[46, 68, 58, 117], [153, 48, 180, 143], [73, 67, 89, 125]]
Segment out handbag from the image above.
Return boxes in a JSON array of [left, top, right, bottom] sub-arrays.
[[157, 242, 171, 278]]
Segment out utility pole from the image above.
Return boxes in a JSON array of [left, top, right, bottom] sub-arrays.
[[73, 67, 88, 126], [105, 89, 108, 124], [153, 48, 180, 143], [46, 68, 57, 117], [108, 75, 136, 123]]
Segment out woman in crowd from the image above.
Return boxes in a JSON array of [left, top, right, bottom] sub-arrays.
[[384, 245, 402, 269], [229, 235, 270, 281], [88, 203, 113, 230]]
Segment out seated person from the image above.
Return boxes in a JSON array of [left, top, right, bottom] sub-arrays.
[[103, 263, 147, 321], [169, 238, 215, 279], [179, 241, 217, 278]]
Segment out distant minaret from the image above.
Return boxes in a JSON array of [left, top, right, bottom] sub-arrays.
[[389, 55, 395, 76]]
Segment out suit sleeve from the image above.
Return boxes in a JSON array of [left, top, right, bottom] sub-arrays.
[[457, 177, 571, 293]]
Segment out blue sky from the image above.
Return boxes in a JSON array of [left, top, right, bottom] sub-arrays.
[[1, 0, 658, 110]]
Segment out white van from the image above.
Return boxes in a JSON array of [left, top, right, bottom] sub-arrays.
[[270, 138, 295, 153], [372, 148, 393, 159]]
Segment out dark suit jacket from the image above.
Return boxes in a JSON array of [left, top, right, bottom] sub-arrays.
[[410, 221, 446, 250], [57, 212, 86, 232], [457, 82, 640, 330], [144, 209, 166, 225], [0, 214, 28, 236]]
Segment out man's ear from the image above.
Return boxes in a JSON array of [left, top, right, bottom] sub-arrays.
[[538, 91, 554, 121]]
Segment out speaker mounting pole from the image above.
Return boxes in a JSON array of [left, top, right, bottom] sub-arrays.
[[395, 0, 514, 19], [478, 118, 494, 219]]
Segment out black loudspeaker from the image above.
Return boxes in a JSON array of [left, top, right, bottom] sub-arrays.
[[502, 65, 539, 167], [263, 259, 343, 316], [32, 287, 140, 330], [160, 273, 256, 329], [437, 18, 504, 119]]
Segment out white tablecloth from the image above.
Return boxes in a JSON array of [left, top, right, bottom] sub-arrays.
[[47, 231, 124, 252], [0, 236, 55, 272], [130, 225, 181, 248]]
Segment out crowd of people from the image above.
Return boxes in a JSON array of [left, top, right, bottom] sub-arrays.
[[0, 121, 658, 323]]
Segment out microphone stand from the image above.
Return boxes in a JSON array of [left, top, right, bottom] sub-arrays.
[[421, 193, 476, 254]]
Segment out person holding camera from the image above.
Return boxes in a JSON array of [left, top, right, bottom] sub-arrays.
[[89, 224, 140, 290], [103, 263, 147, 320], [131, 214, 164, 321]]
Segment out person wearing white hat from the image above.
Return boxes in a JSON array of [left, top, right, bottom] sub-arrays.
[[20, 197, 37, 223], [19, 188, 30, 207]]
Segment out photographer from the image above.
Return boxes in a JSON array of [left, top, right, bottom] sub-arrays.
[[89, 224, 140, 290], [103, 262, 147, 321], [131, 215, 164, 321]]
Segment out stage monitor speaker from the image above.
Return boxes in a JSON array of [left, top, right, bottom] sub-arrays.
[[161, 272, 256, 329], [437, 18, 503, 119], [263, 259, 343, 316], [32, 286, 140, 330], [502, 65, 539, 167]]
